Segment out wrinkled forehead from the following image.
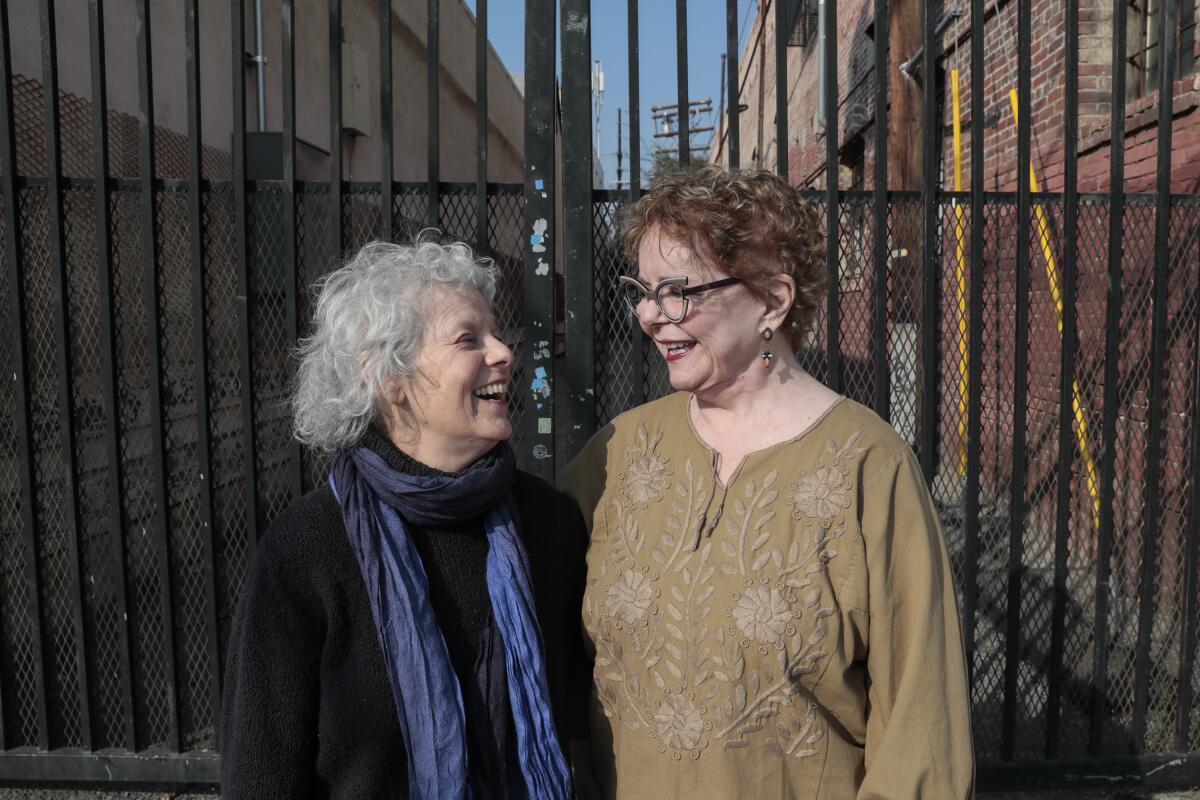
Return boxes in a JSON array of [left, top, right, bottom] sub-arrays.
[[421, 283, 495, 335], [635, 225, 720, 283]]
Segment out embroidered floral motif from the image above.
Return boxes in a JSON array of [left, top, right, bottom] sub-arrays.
[[654, 693, 704, 750], [788, 466, 847, 521], [606, 569, 653, 622], [617, 425, 674, 509], [583, 417, 873, 768], [627, 453, 671, 506], [731, 586, 792, 644]]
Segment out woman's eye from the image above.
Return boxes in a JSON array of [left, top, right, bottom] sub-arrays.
[[457, 334, 476, 344]]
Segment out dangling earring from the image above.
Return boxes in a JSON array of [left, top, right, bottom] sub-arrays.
[[759, 327, 774, 368]]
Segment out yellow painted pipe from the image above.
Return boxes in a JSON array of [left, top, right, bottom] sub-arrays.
[[951, 70, 969, 476], [1007, 89, 1101, 532]]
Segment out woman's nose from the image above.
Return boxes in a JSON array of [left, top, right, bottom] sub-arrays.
[[636, 295, 665, 328], [488, 335, 514, 367]]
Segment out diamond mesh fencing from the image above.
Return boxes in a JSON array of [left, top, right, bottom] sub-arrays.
[[62, 184, 124, 752], [0, 189, 40, 749], [0, 176, 532, 758], [202, 188, 249, 669], [0, 165, 1198, 778], [19, 185, 84, 749], [586, 191, 1200, 764]]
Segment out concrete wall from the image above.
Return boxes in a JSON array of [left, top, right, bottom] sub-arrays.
[[9, 0, 524, 182]]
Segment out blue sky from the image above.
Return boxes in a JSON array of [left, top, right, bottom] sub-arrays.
[[464, 1, 759, 188]]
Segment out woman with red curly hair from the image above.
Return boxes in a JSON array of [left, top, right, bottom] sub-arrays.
[[564, 166, 973, 799]]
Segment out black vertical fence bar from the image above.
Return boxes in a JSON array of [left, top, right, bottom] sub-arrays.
[[427, 0, 439, 228], [676, 0, 689, 168], [1003, 0, 1033, 761], [41, 0, 94, 751], [918, 0, 937, 483], [725, 0, 739, 170], [963, 0, 985, 687], [521, 0, 555, 482], [231, 0, 259, 553], [380, 0, 393, 241], [135, 0, 181, 752], [184, 0, 223, 743], [475, 0, 488, 257], [628, 0, 644, 407], [329, 0, 343, 261], [1047, 0, 1080, 758], [823, 0, 839, 392], [773, 0, 787, 179], [89, 0, 136, 751], [281, 0, 302, 500], [1091, 0, 1128, 754], [1180, 306, 1200, 749], [871, 0, 888, 419], [0, 0, 49, 751], [561, 0, 595, 461], [627, 0, 640, 202], [1133, 0, 1176, 750]]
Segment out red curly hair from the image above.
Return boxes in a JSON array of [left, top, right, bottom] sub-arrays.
[[622, 165, 825, 348]]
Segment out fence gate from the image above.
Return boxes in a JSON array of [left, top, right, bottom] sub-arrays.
[[0, 0, 1198, 792]]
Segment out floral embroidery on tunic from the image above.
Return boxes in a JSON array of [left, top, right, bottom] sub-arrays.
[[654, 693, 705, 751], [731, 586, 792, 644], [789, 467, 849, 521], [606, 570, 653, 623], [617, 425, 673, 509], [585, 420, 869, 765]]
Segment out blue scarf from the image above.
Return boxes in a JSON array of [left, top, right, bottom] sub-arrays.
[[329, 443, 572, 800]]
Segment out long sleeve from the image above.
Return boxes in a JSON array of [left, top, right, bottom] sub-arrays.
[[220, 542, 323, 800], [857, 448, 975, 800], [560, 424, 615, 536]]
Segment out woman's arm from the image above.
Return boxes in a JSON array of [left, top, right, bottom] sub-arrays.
[[220, 540, 323, 800], [857, 448, 975, 800]]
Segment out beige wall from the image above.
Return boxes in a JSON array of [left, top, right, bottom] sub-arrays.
[[10, 0, 524, 182]]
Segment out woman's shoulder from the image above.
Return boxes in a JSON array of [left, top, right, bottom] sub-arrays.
[[514, 469, 578, 515], [607, 390, 690, 433], [513, 469, 588, 552], [258, 485, 350, 570], [571, 391, 691, 465], [813, 397, 922, 485], [820, 397, 909, 450]]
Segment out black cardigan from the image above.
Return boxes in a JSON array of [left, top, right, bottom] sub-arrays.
[[219, 456, 590, 799]]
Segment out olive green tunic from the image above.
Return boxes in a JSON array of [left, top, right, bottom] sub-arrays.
[[562, 392, 973, 799]]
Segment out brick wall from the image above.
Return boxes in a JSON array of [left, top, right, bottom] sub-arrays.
[[713, 0, 1200, 603]]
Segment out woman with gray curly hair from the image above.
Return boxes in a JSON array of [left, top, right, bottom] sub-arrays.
[[563, 166, 973, 798], [221, 239, 588, 800]]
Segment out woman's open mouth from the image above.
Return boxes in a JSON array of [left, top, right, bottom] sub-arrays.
[[663, 341, 695, 362], [472, 381, 508, 403]]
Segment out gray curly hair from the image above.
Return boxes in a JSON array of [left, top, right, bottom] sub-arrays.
[[291, 238, 498, 453]]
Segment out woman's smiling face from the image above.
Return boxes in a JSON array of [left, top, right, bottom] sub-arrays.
[[387, 284, 514, 471], [635, 227, 766, 398]]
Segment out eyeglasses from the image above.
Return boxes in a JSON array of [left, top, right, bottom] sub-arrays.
[[617, 275, 743, 323]]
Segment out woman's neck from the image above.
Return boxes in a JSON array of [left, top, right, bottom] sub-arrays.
[[688, 355, 841, 479], [691, 351, 811, 420]]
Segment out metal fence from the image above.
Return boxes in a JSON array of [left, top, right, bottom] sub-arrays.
[[0, 0, 1199, 792]]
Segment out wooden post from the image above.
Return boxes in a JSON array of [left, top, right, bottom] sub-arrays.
[[887, 0, 923, 324]]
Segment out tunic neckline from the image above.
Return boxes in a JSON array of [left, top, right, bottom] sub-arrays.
[[683, 392, 848, 489]]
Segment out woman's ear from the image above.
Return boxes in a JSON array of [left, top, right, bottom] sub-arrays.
[[762, 273, 796, 331], [384, 376, 409, 411]]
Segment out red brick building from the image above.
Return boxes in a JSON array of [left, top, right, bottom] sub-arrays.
[[712, 0, 1200, 756]]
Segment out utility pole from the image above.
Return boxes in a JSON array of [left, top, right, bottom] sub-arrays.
[[889, 0, 923, 323], [651, 98, 714, 164], [617, 107, 624, 189], [592, 60, 605, 160]]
